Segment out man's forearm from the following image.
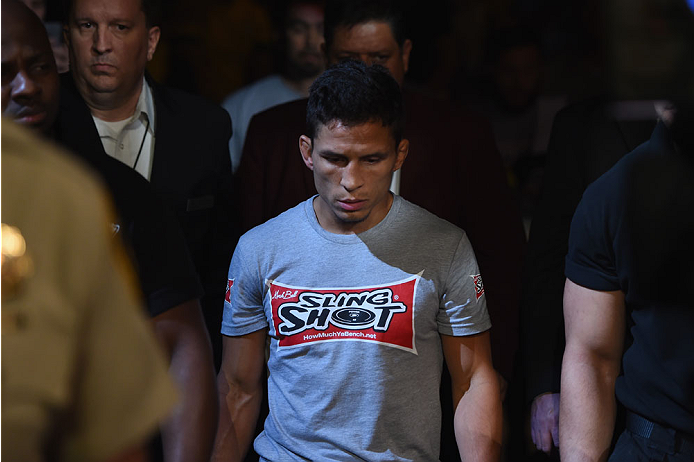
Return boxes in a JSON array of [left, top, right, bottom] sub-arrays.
[[453, 366, 503, 461], [211, 372, 263, 462], [559, 346, 618, 462], [160, 332, 218, 462]]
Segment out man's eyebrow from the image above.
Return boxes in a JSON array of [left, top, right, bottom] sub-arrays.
[[26, 51, 55, 63], [287, 18, 309, 26], [316, 149, 345, 157]]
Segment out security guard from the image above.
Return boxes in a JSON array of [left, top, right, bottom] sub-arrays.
[[2, 121, 177, 462]]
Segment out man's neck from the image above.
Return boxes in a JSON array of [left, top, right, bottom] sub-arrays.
[[84, 80, 144, 122]]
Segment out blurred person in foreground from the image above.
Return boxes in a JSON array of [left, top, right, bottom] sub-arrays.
[[2, 2, 218, 461], [222, 0, 325, 172], [212, 60, 501, 462], [2, 119, 177, 462]]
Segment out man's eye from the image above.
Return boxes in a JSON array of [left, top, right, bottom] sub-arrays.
[[116, 24, 128, 31], [288, 24, 308, 34], [31, 63, 50, 74], [364, 157, 382, 164], [79, 22, 93, 29], [324, 157, 345, 165], [373, 55, 389, 63]]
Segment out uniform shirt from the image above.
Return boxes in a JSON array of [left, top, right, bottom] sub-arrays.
[[93, 78, 156, 180], [1, 122, 177, 462]]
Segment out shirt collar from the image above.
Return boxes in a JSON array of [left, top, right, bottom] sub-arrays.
[[138, 77, 155, 133], [93, 77, 156, 136]]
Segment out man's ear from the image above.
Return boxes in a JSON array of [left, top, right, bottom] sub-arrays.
[[401, 39, 413, 74], [394, 138, 409, 171], [299, 135, 314, 170], [147, 26, 161, 61]]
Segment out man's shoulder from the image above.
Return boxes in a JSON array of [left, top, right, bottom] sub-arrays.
[[394, 196, 465, 241], [251, 97, 308, 126], [151, 80, 230, 125], [238, 199, 310, 245], [404, 90, 492, 129], [222, 75, 288, 106]]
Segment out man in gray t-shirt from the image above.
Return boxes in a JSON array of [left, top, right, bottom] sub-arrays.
[[212, 60, 502, 462]]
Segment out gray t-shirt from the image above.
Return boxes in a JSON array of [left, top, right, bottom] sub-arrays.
[[222, 195, 491, 461]]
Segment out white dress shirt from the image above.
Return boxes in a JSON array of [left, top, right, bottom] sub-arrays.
[[93, 78, 156, 180]]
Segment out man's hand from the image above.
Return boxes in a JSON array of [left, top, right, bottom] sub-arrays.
[[531, 392, 560, 454]]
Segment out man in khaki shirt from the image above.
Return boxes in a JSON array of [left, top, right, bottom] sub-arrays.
[[2, 121, 178, 462]]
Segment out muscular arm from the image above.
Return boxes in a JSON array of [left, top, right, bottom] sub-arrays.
[[211, 329, 267, 462], [442, 331, 502, 461], [559, 279, 625, 462], [151, 299, 218, 462]]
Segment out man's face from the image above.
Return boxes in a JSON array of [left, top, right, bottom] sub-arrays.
[[66, 0, 159, 105], [326, 21, 412, 86], [495, 44, 541, 111], [300, 121, 408, 234], [285, 3, 325, 78], [1, 9, 59, 134]]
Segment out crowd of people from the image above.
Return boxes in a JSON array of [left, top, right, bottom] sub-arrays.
[[2, 0, 692, 461]]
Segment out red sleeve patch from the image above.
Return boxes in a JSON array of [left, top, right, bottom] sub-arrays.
[[471, 274, 485, 300], [225, 278, 235, 303]]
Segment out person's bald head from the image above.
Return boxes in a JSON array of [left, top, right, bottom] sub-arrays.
[[2, 0, 59, 135]]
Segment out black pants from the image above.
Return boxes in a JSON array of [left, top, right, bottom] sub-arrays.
[[608, 413, 694, 462]]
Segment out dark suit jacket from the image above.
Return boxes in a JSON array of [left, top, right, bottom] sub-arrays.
[[521, 98, 656, 402], [55, 73, 235, 354], [237, 90, 526, 380]]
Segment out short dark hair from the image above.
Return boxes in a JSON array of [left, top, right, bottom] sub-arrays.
[[62, 0, 161, 28], [324, 0, 407, 52], [306, 60, 404, 144]]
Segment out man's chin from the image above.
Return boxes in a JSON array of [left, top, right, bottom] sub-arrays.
[[82, 74, 119, 94]]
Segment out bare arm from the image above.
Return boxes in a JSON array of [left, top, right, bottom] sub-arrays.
[[442, 331, 502, 461], [151, 299, 218, 462], [211, 329, 267, 462], [559, 279, 625, 462]]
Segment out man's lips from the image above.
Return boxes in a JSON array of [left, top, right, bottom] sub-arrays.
[[15, 109, 47, 126], [338, 199, 366, 211], [91, 63, 116, 73]]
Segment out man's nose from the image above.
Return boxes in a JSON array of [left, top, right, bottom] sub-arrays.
[[11, 71, 40, 100], [92, 27, 112, 54], [340, 163, 364, 191], [308, 26, 324, 50]]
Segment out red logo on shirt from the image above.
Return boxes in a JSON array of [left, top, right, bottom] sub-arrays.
[[225, 278, 235, 303], [471, 274, 484, 300], [268, 276, 419, 353]]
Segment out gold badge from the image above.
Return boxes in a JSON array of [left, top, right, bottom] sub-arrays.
[[1, 223, 34, 334]]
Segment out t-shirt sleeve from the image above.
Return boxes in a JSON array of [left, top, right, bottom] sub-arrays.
[[437, 232, 492, 336], [565, 184, 621, 292], [221, 236, 268, 336], [134, 193, 204, 317]]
